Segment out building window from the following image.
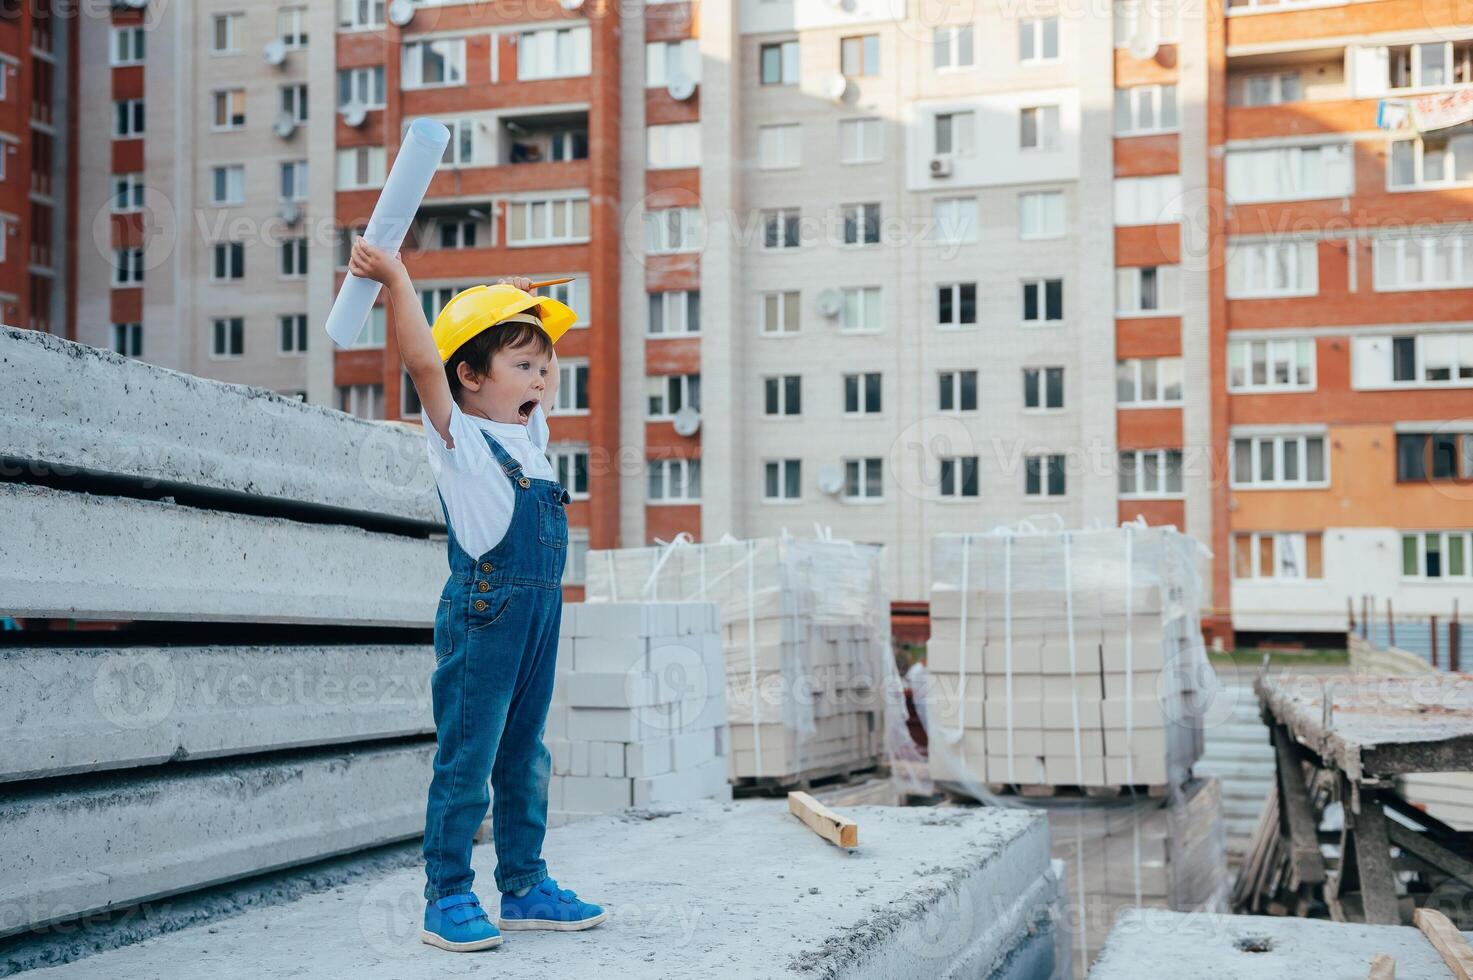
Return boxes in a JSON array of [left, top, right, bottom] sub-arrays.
[[1020, 105, 1061, 151], [1230, 433, 1328, 488], [338, 383, 384, 419], [563, 527, 590, 585], [840, 286, 881, 333], [764, 459, 802, 501], [1025, 454, 1066, 497], [213, 89, 246, 130], [279, 161, 309, 202], [279, 314, 307, 354], [1373, 234, 1473, 290], [1226, 144, 1353, 202], [437, 219, 477, 249], [338, 0, 385, 30], [1396, 432, 1473, 482], [1389, 41, 1473, 91], [840, 34, 879, 77], [1022, 278, 1063, 324], [556, 358, 590, 412], [764, 375, 802, 416], [648, 123, 701, 169], [1117, 357, 1184, 405], [759, 40, 800, 85], [933, 25, 974, 70], [508, 197, 590, 246], [843, 458, 884, 500], [402, 39, 466, 88], [535, 277, 589, 327], [549, 447, 591, 499], [1352, 333, 1473, 389], [1023, 366, 1064, 409], [842, 203, 880, 245], [648, 290, 700, 336], [1235, 532, 1323, 581], [1226, 241, 1318, 297], [1119, 449, 1183, 498], [278, 6, 308, 48], [939, 456, 979, 498], [212, 317, 245, 359], [932, 197, 978, 244], [344, 305, 386, 349], [1115, 84, 1177, 135], [648, 458, 701, 502], [112, 173, 145, 213], [646, 39, 701, 88], [1018, 17, 1059, 63], [280, 84, 308, 124], [402, 369, 422, 417], [933, 111, 975, 157], [1228, 339, 1315, 392], [839, 118, 881, 164], [1116, 264, 1181, 313], [1233, 72, 1301, 107], [111, 25, 145, 66], [113, 98, 144, 138], [761, 291, 800, 335], [419, 285, 470, 321], [336, 147, 386, 189], [646, 373, 700, 419], [111, 322, 142, 357], [939, 370, 978, 412], [761, 208, 801, 249], [212, 13, 241, 54], [338, 67, 386, 109], [519, 26, 591, 80], [643, 206, 703, 254], [1115, 175, 1183, 225], [758, 124, 801, 169], [1019, 191, 1065, 240], [1403, 530, 1473, 580], [1115, 0, 1179, 45], [211, 165, 245, 205], [112, 247, 144, 285], [937, 282, 977, 328], [280, 237, 308, 277], [843, 372, 882, 415], [212, 242, 245, 281]]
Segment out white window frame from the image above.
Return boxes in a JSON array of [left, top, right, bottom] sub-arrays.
[[761, 291, 801, 336], [548, 446, 591, 500], [1117, 357, 1184, 405], [1402, 530, 1473, 581], [839, 286, 881, 334], [212, 13, 242, 55], [278, 313, 308, 355], [336, 147, 386, 190], [111, 25, 144, 66], [1024, 453, 1067, 498], [937, 281, 977, 329], [111, 321, 142, 357], [1115, 83, 1178, 135], [1018, 17, 1059, 64], [1388, 41, 1473, 93], [211, 241, 245, 282], [646, 39, 700, 88], [758, 123, 802, 170], [939, 369, 979, 412], [1226, 143, 1353, 203], [647, 458, 701, 503], [646, 373, 700, 420], [507, 196, 590, 247], [563, 527, 590, 585], [1230, 433, 1330, 488], [113, 98, 144, 138], [1118, 449, 1184, 499], [337, 383, 384, 419], [647, 122, 701, 169], [1115, 174, 1184, 225], [338, 0, 385, 31], [1020, 104, 1061, 151], [933, 110, 975, 158], [518, 26, 592, 81], [759, 39, 800, 86], [280, 83, 308, 124], [1352, 332, 1473, 389], [338, 66, 386, 109], [763, 374, 802, 416], [279, 6, 308, 50], [1116, 264, 1182, 314], [401, 38, 467, 90], [210, 316, 245, 360], [343, 305, 386, 349], [938, 456, 980, 498], [1226, 240, 1319, 297], [113, 248, 144, 286], [763, 459, 802, 502], [842, 457, 884, 501], [1019, 190, 1065, 240], [556, 357, 590, 414], [1373, 234, 1473, 290], [1022, 366, 1065, 411], [280, 160, 309, 202], [761, 208, 801, 250], [932, 196, 978, 245], [933, 25, 975, 71], [438, 118, 478, 168], [648, 290, 699, 336], [1236, 71, 1301, 107], [212, 88, 247, 131], [537, 277, 589, 328], [841, 202, 881, 246], [842, 372, 882, 416], [644, 206, 703, 254], [280, 237, 308, 278], [1228, 338, 1317, 392], [1236, 532, 1317, 582], [839, 117, 882, 164], [112, 172, 144, 213], [1021, 277, 1064, 325], [211, 164, 245, 205]]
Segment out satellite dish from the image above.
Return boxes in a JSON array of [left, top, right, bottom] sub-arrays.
[[273, 112, 297, 139], [817, 465, 844, 496], [816, 289, 842, 317], [667, 74, 696, 101], [277, 201, 302, 225], [1128, 33, 1159, 61], [388, 0, 415, 26], [672, 407, 701, 437], [826, 74, 852, 103], [262, 39, 287, 66], [342, 102, 368, 128]]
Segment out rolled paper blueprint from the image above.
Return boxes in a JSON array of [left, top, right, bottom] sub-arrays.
[[324, 118, 451, 347]]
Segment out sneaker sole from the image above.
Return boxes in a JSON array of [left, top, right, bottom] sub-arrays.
[[419, 929, 504, 952], [498, 910, 608, 932]]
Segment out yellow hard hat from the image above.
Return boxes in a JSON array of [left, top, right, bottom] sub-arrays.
[[431, 283, 577, 362]]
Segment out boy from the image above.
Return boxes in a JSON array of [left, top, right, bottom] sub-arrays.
[[348, 238, 605, 952]]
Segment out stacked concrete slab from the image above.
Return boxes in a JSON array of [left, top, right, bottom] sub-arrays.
[[927, 527, 1208, 792], [586, 536, 891, 786], [543, 601, 732, 824]]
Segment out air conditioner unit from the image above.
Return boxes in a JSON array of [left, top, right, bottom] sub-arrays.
[[929, 157, 953, 178], [341, 102, 369, 128], [273, 113, 298, 139], [387, 0, 415, 27], [262, 39, 287, 67]]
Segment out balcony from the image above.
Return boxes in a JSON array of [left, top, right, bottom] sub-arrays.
[[500, 109, 588, 167]]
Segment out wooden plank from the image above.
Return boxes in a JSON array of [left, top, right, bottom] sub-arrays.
[[1275, 725, 1327, 885], [1368, 953, 1395, 980], [1353, 790, 1403, 925], [787, 791, 858, 849], [1414, 907, 1473, 980]]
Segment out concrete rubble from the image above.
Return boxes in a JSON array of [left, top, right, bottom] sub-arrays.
[[21, 801, 1066, 980]]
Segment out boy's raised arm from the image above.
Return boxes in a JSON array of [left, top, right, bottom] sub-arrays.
[[348, 237, 455, 444]]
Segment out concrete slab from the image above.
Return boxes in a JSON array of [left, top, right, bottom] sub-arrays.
[[1, 645, 436, 782], [0, 483, 443, 625], [1, 743, 433, 939], [1088, 908, 1467, 979], [0, 325, 439, 523], [21, 801, 1063, 980]]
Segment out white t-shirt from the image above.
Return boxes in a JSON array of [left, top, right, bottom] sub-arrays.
[[424, 401, 556, 558]]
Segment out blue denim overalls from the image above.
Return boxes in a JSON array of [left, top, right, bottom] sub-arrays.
[[422, 428, 569, 901]]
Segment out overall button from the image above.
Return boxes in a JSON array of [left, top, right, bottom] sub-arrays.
[[518, 476, 531, 489], [480, 562, 493, 573], [478, 581, 491, 593], [474, 599, 487, 612]]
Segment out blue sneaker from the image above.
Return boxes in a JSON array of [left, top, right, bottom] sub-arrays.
[[499, 877, 606, 931], [421, 892, 503, 952]]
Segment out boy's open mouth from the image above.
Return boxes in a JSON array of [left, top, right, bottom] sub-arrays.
[[518, 399, 537, 423]]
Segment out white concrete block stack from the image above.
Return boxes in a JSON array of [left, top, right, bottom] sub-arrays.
[[586, 536, 891, 787], [926, 526, 1208, 794], [544, 601, 731, 824]]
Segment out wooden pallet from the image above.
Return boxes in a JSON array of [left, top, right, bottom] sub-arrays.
[[731, 758, 883, 798], [935, 778, 1170, 803]]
